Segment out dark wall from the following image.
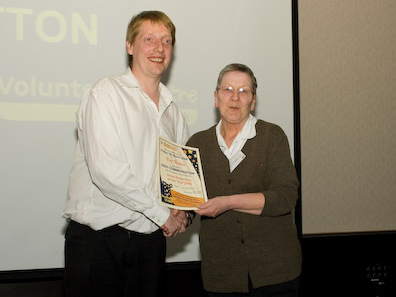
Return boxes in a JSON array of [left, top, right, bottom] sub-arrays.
[[301, 232, 395, 297], [0, 262, 203, 297], [1, 233, 394, 297]]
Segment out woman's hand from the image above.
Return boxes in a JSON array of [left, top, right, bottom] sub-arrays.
[[195, 193, 265, 217], [195, 196, 231, 218]]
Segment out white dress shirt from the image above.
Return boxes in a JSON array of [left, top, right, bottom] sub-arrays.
[[216, 114, 257, 172], [64, 68, 189, 233]]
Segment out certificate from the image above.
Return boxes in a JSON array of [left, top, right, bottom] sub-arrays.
[[159, 137, 208, 210]]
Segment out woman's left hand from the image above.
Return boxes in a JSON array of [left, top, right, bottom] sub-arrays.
[[195, 196, 230, 217]]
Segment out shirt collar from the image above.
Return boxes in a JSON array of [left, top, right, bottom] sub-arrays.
[[216, 114, 257, 149], [117, 67, 174, 107]]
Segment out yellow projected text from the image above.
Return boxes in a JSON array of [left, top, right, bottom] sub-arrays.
[[0, 7, 98, 45]]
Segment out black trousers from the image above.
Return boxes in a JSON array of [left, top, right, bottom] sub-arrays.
[[206, 277, 300, 297], [64, 220, 166, 297]]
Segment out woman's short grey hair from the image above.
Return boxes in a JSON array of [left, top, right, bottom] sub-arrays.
[[216, 63, 258, 95]]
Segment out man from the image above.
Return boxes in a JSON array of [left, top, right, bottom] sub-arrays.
[[63, 11, 189, 297]]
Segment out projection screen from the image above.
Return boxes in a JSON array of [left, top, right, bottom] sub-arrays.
[[0, 0, 295, 271]]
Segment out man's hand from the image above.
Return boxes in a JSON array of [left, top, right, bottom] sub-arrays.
[[161, 209, 188, 237], [171, 209, 188, 233], [161, 214, 180, 237]]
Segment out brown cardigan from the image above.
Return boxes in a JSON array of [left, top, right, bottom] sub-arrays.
[[187, 120, 301, 293]]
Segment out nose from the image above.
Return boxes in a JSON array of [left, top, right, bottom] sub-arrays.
[[230, 90, 240, 101], [155, 39, 164, 52]]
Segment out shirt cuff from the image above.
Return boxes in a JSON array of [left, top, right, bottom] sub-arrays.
[[143, 203, 170, 227]]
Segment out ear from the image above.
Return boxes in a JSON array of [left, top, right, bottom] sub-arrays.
[[250, 95, 256, 111], [214, 91, 219, 108], [126, 41, 134, 55]]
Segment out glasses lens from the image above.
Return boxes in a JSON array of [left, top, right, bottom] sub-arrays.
[[220, 86, 251, 98]]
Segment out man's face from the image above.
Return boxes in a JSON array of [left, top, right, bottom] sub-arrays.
[[127, 20, 173, 80], [215, 71, 256, 127]]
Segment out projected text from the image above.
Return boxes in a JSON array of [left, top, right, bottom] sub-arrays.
[[0, 7, 98, 45], [0, 76, 91, 99]]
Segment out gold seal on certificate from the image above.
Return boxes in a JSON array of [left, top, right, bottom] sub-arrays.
[[159, 137, 208, 210]]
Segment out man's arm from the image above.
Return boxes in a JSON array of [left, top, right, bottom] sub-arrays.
[[80, 82, 169, 227]]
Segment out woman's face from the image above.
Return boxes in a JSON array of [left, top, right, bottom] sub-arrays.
[[215, 71, 256, 127]]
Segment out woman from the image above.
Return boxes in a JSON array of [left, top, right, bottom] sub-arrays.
[[187, 63, 301, 297]]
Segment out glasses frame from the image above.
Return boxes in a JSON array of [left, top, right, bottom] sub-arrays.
[[217, 86, 254, 99]]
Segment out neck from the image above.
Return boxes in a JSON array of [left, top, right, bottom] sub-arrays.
[[131, 66, 161, 107], [221, 121, 246, 148]]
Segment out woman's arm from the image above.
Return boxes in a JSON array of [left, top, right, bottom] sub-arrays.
[[195, 193, 265, 217]]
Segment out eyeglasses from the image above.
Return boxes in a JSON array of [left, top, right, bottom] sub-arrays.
[[218, 86, 253, 99]]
